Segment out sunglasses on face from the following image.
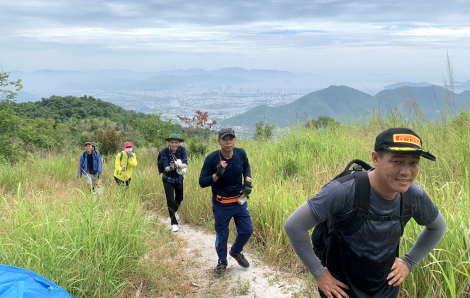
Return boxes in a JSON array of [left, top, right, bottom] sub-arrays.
[[219, 127, 235, 134]]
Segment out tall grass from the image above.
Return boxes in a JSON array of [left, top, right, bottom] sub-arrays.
[[0, 152, 189, 297]]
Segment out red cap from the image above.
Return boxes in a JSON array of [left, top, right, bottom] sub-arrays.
[[84, 142, 92, 146], [124, 142, 133, 148]]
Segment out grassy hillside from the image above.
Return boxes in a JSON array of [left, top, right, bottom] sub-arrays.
[[221, 85, 470, 128], [185, 109, 470, 297], [221, 85, 375, 127], [1, 108, 469, 297], [0, 149, 194, 297], [374, 85, 470, 120]]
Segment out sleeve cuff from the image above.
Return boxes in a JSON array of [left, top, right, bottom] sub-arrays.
[[402, 254, 417, 272], [312, 266, 325, 279]]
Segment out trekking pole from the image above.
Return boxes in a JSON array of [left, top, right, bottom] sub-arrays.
[[123, 154, 129, 195], [123, 169, 127, 193], [95, 175, 100, 194]]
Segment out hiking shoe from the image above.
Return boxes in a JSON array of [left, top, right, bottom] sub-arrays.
[[92, 190, 97, 195], [229, 250, 250, 268], [175, 212, 179, 221], [213, 261, 226, 277], [171, 224, 179, 232]]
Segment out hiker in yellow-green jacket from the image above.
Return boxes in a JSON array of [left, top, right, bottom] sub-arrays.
[[114, 141, 138, 187]]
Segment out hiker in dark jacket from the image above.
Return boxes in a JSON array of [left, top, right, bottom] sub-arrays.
[[199, 128, 253, 277], [161, 134, 188, 232], [284, 128, 446, 298], [77, 141, 102, 195]]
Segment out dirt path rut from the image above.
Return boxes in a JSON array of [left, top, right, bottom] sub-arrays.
[[158, 218, 316, 297]]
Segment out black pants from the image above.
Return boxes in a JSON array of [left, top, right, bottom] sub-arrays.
[[163, 179, 184, 225], [115, 176, 131, 187]]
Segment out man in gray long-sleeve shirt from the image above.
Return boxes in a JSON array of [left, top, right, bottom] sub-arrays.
[[284, 128, 446, 298]]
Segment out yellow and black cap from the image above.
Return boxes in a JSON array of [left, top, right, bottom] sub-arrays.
[[374, 128, 436, 161]]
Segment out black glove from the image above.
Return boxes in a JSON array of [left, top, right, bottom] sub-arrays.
[[242, 180, 252, 196], [216, 162, 226, 177], [242, 185, 252, 196]]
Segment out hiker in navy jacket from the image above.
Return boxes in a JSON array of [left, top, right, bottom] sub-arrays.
[[161, 134, 188, 232], [199, 127, 253, 277], [77, 142, 102, 195]]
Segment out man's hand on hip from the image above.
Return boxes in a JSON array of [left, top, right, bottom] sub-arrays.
[[316, 267, 350, 298], [387, 258, 410, 287]]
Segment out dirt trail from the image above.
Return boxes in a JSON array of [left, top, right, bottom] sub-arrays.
[[158, 217, 317, 298]]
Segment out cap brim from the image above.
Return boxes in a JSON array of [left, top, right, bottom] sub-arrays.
[[385, 147, 436, 161], [420, 151, 436, 161], [219, 132, 236, 139]]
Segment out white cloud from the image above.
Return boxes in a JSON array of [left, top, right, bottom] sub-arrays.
[[395, 27, 470, 37], [0, 0, 469, 79]]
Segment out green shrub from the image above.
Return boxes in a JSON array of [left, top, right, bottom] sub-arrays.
[[278, 158, 300, 178], [187, 136, 208, 157]]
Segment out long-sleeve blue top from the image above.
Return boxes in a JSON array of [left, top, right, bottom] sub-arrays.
[[161, 146, 188, 184], [199, 148, 251, 201], [77, 150, 102, 177]]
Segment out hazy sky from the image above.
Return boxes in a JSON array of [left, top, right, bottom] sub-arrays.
[[1, 0, 469, 85]]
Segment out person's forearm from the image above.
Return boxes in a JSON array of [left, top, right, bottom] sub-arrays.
[[284, 202, 325, 279], [199, 173, 215, 187], [243, 166, 251, 178], [402, 211, 446, 271]]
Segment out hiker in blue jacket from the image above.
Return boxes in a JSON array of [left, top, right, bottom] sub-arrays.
[[199, 127, 253, 277], [160, 134, 188, 232], [77, 141, 102, 195]]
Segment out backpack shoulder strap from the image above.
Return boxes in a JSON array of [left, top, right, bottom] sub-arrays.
[[400, 189, 413, 235], [120, 152, 123, 161], [334, 171, 371, 236]]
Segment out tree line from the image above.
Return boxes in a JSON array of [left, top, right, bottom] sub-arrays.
[[0, 70, 215, 161]]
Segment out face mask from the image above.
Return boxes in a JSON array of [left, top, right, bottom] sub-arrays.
[[125, 148, 132, 153]]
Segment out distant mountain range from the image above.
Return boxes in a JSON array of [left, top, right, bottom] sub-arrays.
[[8, 68, 470, 129], [384, 80, 470, 91], [220, 85, 470, 128], [10, 67, 315, 98], [10, 67, 470, 103], [384, 82, 435, 89]]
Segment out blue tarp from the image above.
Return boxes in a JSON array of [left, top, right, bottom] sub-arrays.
[[0, 265, 73, 298]]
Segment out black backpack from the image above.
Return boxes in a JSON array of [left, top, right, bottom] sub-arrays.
[[157, 147, 180, 174], [311, 159, 413, 265]]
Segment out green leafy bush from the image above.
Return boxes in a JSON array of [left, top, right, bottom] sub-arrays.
[[94, 127, 122, 156], [187, 136, 208, 157], [278, 157, 300, 178]]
